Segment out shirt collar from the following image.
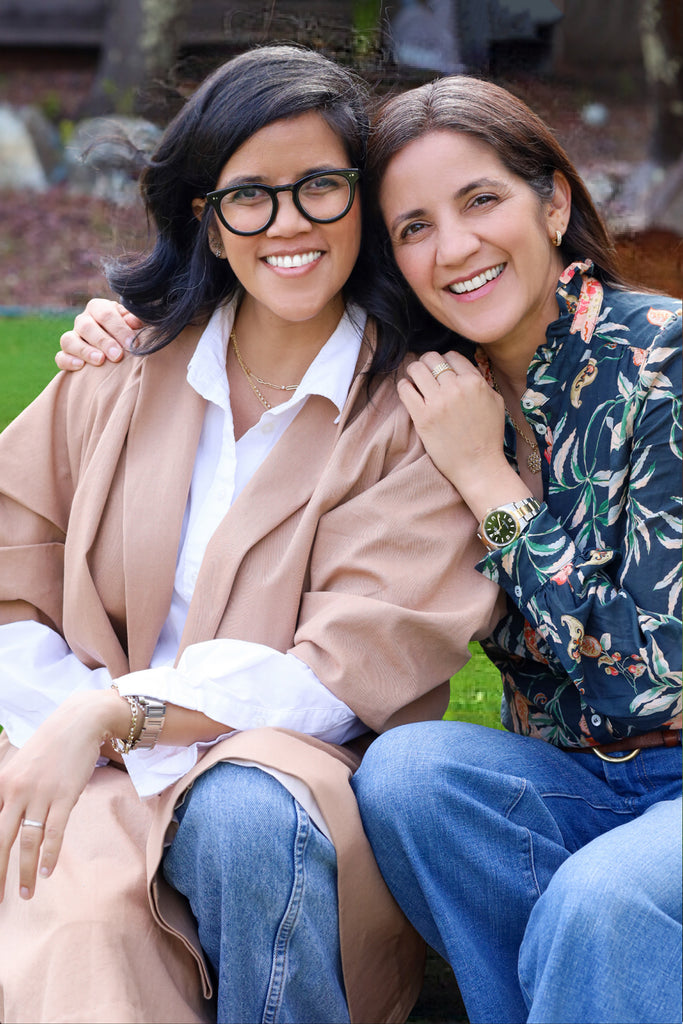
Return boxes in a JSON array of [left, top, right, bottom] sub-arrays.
[[186, 299, 366, 422]]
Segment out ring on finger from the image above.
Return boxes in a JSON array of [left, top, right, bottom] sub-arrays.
[[21, 819, 45, 830], [431, 362, 455, 380]]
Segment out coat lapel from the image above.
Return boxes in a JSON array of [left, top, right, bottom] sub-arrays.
[[179, 331, 376, 649], [122, 329, 206, 670]]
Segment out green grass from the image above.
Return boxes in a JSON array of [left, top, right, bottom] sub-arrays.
[[0, 315, 504, 731], [447, 643, 502, 729], [0, 315, 71, 430]]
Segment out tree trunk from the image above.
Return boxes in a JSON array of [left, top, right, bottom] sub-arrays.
[[640, 0, 683, 165], [81, 0, 193, 121]]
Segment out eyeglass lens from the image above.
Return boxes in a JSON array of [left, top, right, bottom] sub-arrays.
[[219, 173, 353, 233]]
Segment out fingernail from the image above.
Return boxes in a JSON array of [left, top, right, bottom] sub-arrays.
[[20, 886, 30, 900], [108, 346, 122, 360], [91, 351, 105, 364], [40, 866, 49, 877], [70, 357, 85, 369]]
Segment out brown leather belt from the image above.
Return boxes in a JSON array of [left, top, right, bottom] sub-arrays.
[[564, 729, 682, 763]]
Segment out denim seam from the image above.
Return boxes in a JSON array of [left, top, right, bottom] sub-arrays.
[[538, 791, 633, 815], [504, 777, 528, 819], [262, 801, 310, 1024], [524, 826, 543, 901]]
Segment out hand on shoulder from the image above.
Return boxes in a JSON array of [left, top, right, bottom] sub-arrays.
[[56, 299, 143, 371]]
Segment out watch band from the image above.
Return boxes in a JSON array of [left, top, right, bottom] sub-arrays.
[[477, 497, 541, 551], [133, 695, 167, 749]]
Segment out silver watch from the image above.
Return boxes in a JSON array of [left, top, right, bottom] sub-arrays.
[[133, 695, 167, 749], [477, 498, 541, 551]]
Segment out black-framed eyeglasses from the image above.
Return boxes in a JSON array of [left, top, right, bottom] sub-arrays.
[[205, 168, 360, 236]]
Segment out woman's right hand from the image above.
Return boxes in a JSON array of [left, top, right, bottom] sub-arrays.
[[0, 688, 131, 901], [398, 351, 530, 521], [56, 299, 143, 371]]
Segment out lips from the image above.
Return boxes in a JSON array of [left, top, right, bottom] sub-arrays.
[[447, 263, 505, 294], [264, 250, 322, 269]]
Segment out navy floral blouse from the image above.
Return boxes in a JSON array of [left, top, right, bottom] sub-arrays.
[[477, 261, 682, 748]]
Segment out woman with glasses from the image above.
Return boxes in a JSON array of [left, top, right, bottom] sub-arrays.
[[0, 47, 500, 1023]]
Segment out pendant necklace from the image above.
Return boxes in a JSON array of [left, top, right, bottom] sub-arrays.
[[231, 329, 300, 411], [489, 367, 542, 474]]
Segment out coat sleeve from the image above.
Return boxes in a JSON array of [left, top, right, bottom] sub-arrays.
[[290, 397, 503, 733], [0, 371, 77, 631]]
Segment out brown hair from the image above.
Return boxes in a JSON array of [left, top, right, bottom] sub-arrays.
[[368, 75, 628, 289]]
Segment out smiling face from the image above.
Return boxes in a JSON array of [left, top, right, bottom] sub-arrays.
[[379, 130, 570, 359], [209, 110, 362, 337]]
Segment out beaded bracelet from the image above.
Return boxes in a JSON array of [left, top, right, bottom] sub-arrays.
[[110, 684, 142, 755]]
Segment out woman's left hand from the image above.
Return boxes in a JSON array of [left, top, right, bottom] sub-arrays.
[[0, 689, 126, 901], [397, 351, 530, 520]]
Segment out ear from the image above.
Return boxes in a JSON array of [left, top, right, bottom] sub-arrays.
[[193, 196, 223, 255], [547, 171, 572, 237]]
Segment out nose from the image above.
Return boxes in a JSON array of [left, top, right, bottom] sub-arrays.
[[265, 190, 312, 238], [434, 217, 480, 268]]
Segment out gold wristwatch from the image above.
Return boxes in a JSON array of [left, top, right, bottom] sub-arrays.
[[477, 498, 541, 551]]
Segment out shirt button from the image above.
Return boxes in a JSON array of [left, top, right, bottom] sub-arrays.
[[591, 714, 602, 726], [514, 586, 523, 598], [522, 398, 535, 410], [535, 423, 546, 435]]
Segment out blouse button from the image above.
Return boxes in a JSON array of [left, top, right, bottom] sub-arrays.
[[591, 714, 602, 727], [535, 423, 546, 435], [522, 398, 534, 409], [514, 586, 523, 598]]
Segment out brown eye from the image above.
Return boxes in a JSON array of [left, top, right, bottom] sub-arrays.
[[470, 193, 497, 209]]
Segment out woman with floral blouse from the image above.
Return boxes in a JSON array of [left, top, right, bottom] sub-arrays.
[[350, 77, 682, 1024], [58, 73, 681, 1024]]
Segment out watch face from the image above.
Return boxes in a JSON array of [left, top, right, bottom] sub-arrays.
[[484, 509, 518, 545]]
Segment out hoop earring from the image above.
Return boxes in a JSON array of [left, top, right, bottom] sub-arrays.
[[553, 229, 563, 247]]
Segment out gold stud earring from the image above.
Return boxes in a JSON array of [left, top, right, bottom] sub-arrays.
[[553, 229, 563, 247]]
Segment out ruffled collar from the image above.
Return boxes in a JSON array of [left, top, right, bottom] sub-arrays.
[[474, 260, 604, 382]]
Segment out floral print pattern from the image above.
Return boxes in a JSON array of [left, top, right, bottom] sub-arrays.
[[477, 262, 682, 747]]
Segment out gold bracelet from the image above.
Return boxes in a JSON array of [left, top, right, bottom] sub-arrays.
[[110, 684, 142, 755]]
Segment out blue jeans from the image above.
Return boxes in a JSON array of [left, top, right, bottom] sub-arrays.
[[163, 762, 350, 1024], [352, 721, 682, 1024]]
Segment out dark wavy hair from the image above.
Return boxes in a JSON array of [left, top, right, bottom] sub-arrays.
[[366, 75, 630, 356], [107, 45, 409, 377]]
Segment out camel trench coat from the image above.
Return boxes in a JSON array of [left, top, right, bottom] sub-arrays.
[[0, 320, 501, 1023]]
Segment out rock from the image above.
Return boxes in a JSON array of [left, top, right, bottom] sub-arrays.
[[580, 102, 609, 127], [578, 156, 683, 238], [19, 105, 66, 185], [65, 115, 162, 205], [0, 104, 48, 191]]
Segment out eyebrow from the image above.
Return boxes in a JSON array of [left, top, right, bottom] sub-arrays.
[[388, 177, 505, 235], [220, 165, 347, 190]]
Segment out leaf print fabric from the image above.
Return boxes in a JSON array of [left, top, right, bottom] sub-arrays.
[[477, 262, 682, 748]]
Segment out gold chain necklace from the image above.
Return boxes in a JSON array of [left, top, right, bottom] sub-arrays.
[[489, 367, 542, 474], [230, 329, 300, 413]]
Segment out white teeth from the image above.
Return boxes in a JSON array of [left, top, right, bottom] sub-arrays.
[[265, 251, 322, 268], [448, 263, 505, 294]]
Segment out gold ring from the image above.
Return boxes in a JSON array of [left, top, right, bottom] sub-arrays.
[[431, 362, 454, 380]]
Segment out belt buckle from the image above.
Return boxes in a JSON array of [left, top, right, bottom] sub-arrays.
[[592, 746, 640, 763]]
